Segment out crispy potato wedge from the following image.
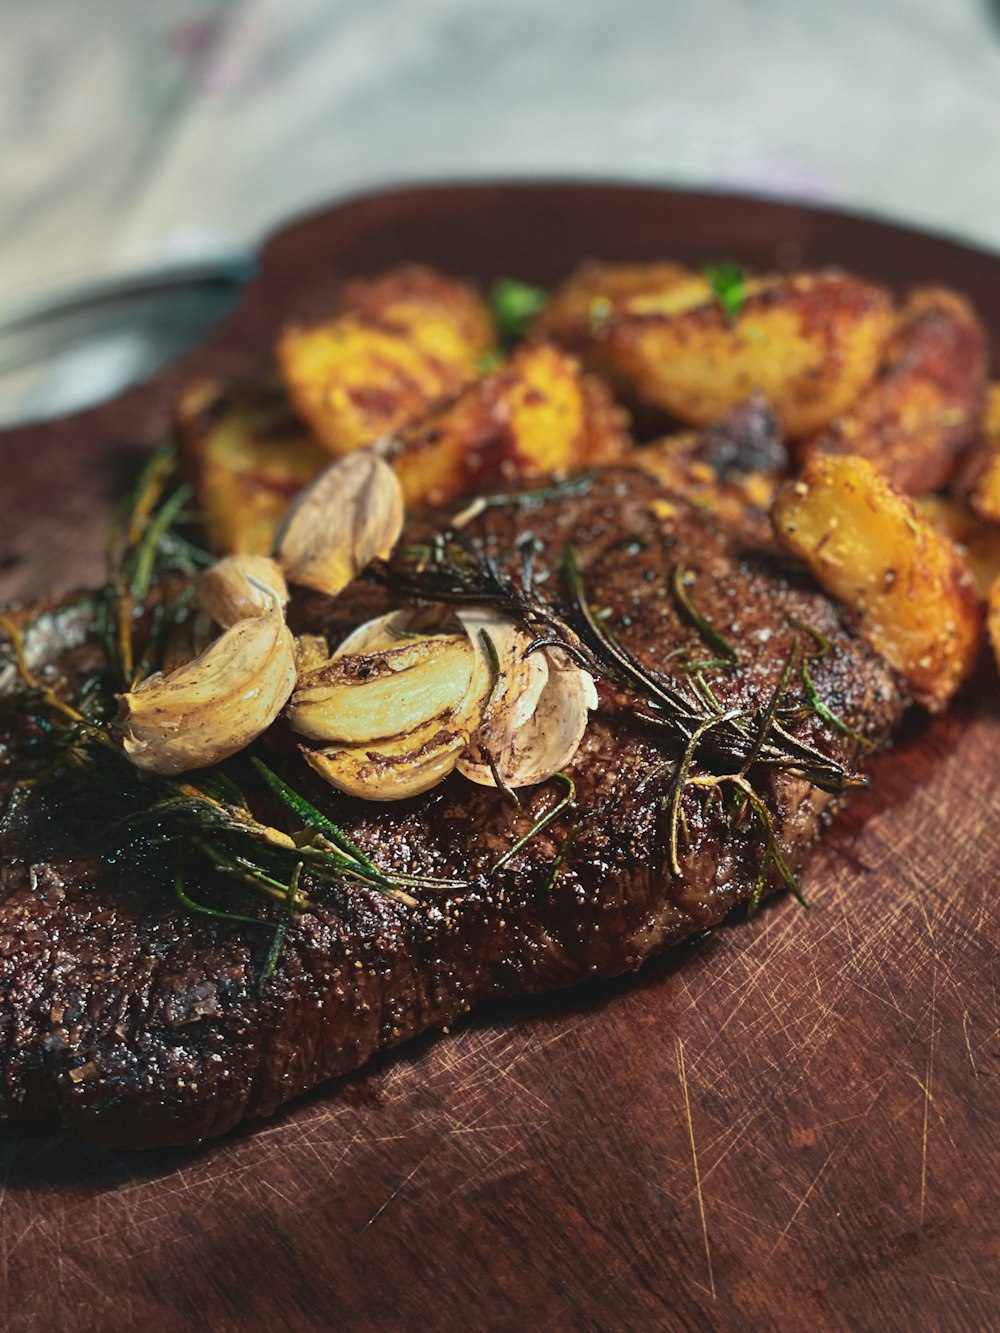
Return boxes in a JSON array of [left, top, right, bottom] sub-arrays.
[[969, 384, 1000, 522], [388, 343, 631, 508], [988, 576, 1000, 673], [772, 454, 982, 710], [176, 378, 327, 555], [277, 265, 496, 456], [802, 288, 988, 494], [915, 494, 1000, 599], [631, 395, 787, 529], [539, 269, 893, 438]]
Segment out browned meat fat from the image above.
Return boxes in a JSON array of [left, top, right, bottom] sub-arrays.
[[0, 469, 906, 1149]]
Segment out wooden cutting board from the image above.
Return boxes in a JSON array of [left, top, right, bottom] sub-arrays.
[[1, 184, 997, 1333]]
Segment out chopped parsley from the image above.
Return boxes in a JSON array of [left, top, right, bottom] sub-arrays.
[[490, 278, 548, 344], [704, 262, 746, 320]]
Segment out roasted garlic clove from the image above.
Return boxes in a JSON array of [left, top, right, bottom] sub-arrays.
[[333, 605, 460, 658], [120, 608, 297, 775], [294, 632, 330, 675], [474, 650, 597, 789], [288, 636, 475, 745], [196, 554, 288, 628], [301, 720, 469, 801], [301, 604, 597, 796], [454, 607, 550, 788], [276, 451, 404, 597]]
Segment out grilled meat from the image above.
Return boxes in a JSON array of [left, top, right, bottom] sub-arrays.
[[0, 468, 906, 1149]]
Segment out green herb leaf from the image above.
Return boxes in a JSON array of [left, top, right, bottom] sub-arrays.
[[490, 278, 548, 344], [671, 563, 739, 664], [704, 262, 746, 320]]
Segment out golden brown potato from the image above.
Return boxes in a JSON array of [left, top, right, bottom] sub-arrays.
[[533, 260, 697, 353], [802, 288, 988, 494], [772, 454, 982, 710], [969, 384, 1000, 522], [176, 377, 327, 554], [387, 343, 631, 508], [988, 575, 1000, 673], [277, 265, 496, 456], [915, 494, 1000, 599], [538, 268, 893, 438]]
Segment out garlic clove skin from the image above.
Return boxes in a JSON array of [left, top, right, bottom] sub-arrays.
[[454, 607, 550, 788], [276, 451, 404, 597], [120, 608, 297, 775], [288, 636, 475, 745], [196, 554, 288, 628], [301, 719, 468, 801], [502, 655, 597, 787], [463, 645, 596, 789]]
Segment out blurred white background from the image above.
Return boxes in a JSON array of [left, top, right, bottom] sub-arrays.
[[4, 0, 1000, 303]]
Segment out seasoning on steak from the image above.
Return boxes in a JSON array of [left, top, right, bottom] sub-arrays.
[[0, 468, 906, 1150]]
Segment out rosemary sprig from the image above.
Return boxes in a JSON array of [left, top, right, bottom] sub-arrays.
[[544, 821, 583, 893], [450, 472, 598, 529], [174, 858, 275, 930], [103, 445, 210, 686], [0, 453, 467, 982], [371, 529, 594, 674], [262, 861, 303, 983], [665, 712, 741, 877], [251, 757, 382, 878], [565, 545, 857, 794], [787, 616, 875, 751], [671, 563, 739, 665], [491, 773, 576, 874]]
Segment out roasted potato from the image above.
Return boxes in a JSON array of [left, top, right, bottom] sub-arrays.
[[388, 343, 631, 508], [277, 266, 496, 456], [176, 377, 327, 554], [535, 268, 893, 438], [970, 384, 1000, 522], [772, 454, 982, 710], [533, 260, 697, 354], [802, 288, 987, 494], [915, 494, 1000, 598]]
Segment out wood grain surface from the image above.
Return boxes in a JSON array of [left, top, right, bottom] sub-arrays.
[[1, 184, 997, 1333]]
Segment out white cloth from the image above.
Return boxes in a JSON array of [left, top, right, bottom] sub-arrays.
[[3, 0, 999, 293]]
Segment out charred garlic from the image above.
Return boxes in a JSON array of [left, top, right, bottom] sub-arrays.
[[288, 616, 489, 800], [292, 605, 597, 801]]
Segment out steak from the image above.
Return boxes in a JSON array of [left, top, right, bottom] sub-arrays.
[[0, 468, 906, 1149]]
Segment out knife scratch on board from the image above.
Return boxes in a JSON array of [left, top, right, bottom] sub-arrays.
[[364, 1159, 426, 1228], [677, 1037, 716, 1301]]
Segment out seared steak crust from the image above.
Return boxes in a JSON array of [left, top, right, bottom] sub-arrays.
[[0, 469, 905, 1149]]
